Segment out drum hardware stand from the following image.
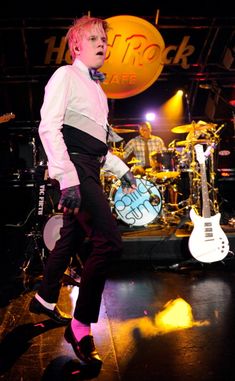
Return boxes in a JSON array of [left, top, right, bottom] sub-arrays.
[[19, 167, 55, 288], [21, 221, 46, 289], [21, 179, 49, 289], [4, 204, 46, 290], [4, 150, 48, 284], [156, 183, 169, 226], [177, 142, 202, 216], [156, 181, 181, 227], [169, 179, 199, 221], [31, 136, 37, 168]]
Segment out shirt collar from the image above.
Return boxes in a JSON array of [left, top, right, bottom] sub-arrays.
[[73, 59, 105, 82], [73, 58, 90, 78]]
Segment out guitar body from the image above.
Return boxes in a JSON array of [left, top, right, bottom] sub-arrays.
[[188, 208, 229, 263]]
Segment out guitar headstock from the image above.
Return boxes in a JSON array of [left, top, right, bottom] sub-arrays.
[[194, 144, 205, 165], [0, 113, 15, 124]]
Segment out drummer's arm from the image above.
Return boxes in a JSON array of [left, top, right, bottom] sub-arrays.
[[122, 139, 134, 161]]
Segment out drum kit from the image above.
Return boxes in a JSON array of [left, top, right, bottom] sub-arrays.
[[3, 119, 223, 266], [173, 120, 220, 213], [105, 120, 222, 227]]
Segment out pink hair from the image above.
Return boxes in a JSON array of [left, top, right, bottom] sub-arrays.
[[66, 15, 109, 61]]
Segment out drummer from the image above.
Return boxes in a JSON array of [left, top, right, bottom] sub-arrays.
[[122, 121, 166, 175]]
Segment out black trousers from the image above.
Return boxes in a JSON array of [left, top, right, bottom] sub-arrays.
[[38, 154, 123, 323]]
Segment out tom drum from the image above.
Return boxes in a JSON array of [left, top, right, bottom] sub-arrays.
[[151, 149, 180, 181]]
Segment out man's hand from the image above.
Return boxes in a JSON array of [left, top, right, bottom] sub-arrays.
[[58, 185, 81, 215], [120, 171, 137, 194]]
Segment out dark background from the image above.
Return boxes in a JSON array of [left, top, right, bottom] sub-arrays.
[[0, 1, 235, 226], [1, 1, 235, 125]]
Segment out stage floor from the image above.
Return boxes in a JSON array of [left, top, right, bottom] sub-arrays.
[[1, 258, 235, 381], [1, 217, 235, 381]]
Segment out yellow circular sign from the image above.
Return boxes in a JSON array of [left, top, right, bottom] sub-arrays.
[[101, 15, 165, 99]]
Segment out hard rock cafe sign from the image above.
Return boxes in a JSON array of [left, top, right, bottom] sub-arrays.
[[101, 15, 165, 99], [101, 15, 194, 99], [43, 15, 195, 100]]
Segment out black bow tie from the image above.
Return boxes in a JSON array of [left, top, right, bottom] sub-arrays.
[[89, 68, 106, 82]]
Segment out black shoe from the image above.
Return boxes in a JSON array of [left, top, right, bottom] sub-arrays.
[[29, 296, 72, 325], [64, 323, 102, 367]]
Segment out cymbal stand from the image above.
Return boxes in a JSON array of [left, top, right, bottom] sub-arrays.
[[181, 142, 202, 213], [180, 122, 200, 211]]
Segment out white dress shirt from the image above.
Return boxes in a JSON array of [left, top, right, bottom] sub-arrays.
[[39, 59, 129, 189]]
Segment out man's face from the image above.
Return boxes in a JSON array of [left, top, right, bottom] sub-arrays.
[[139, 125, 151, 139], [79, 26, 107, 69]]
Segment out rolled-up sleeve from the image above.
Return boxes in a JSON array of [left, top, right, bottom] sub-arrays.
[[103, 150, 130, 178]]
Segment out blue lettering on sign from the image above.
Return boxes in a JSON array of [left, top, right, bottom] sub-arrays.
[[114, 178, 162, 226]]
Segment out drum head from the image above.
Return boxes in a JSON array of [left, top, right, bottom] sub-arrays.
[[43, 214, 63, 251], [113, 178, 162, 226]]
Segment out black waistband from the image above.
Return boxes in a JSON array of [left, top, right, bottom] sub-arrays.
[[69, 151, 106, 164]]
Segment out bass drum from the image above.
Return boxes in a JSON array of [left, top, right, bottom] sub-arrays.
[[43, 214, 64, 251], [110, 177, 162, 226]]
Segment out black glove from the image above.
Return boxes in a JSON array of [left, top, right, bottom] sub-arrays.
[[120, 170, 137, 190], [59, 185, 81, 209]]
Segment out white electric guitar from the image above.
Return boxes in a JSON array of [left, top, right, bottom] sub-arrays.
[[188, 144, 229, 263]]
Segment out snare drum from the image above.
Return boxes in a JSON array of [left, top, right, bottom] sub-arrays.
[[43, 214, 63, 251], [109, 177, 162, 226]]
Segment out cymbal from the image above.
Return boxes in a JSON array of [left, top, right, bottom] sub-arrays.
[[176, 139, 211, 147], [112, 149, 124, 158], [148, 170, 180, 180], [155, 171, 180, 180], [128, 158, 141, 164], [171, 121, 217, 134], [112, 128, 135, 133]]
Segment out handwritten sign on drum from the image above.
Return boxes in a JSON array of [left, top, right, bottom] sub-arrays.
[[112, 178, 162, 226]]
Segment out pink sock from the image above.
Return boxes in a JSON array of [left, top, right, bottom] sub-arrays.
[[71, 318, 91, 342]]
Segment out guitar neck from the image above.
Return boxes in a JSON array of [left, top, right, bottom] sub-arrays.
[[200, 163, 211, 218]]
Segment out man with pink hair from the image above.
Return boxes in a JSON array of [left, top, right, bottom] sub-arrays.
[[29, 15, 136, 368]]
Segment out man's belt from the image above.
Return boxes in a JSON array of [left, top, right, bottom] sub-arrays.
[[69, 152, 106, 164]]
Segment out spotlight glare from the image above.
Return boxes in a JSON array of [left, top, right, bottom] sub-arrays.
[[176, 90, 184, 96], [145, 112, 156, 121]]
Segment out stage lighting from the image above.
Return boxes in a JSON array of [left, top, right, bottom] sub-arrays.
[[145, 112, 156, 121]]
